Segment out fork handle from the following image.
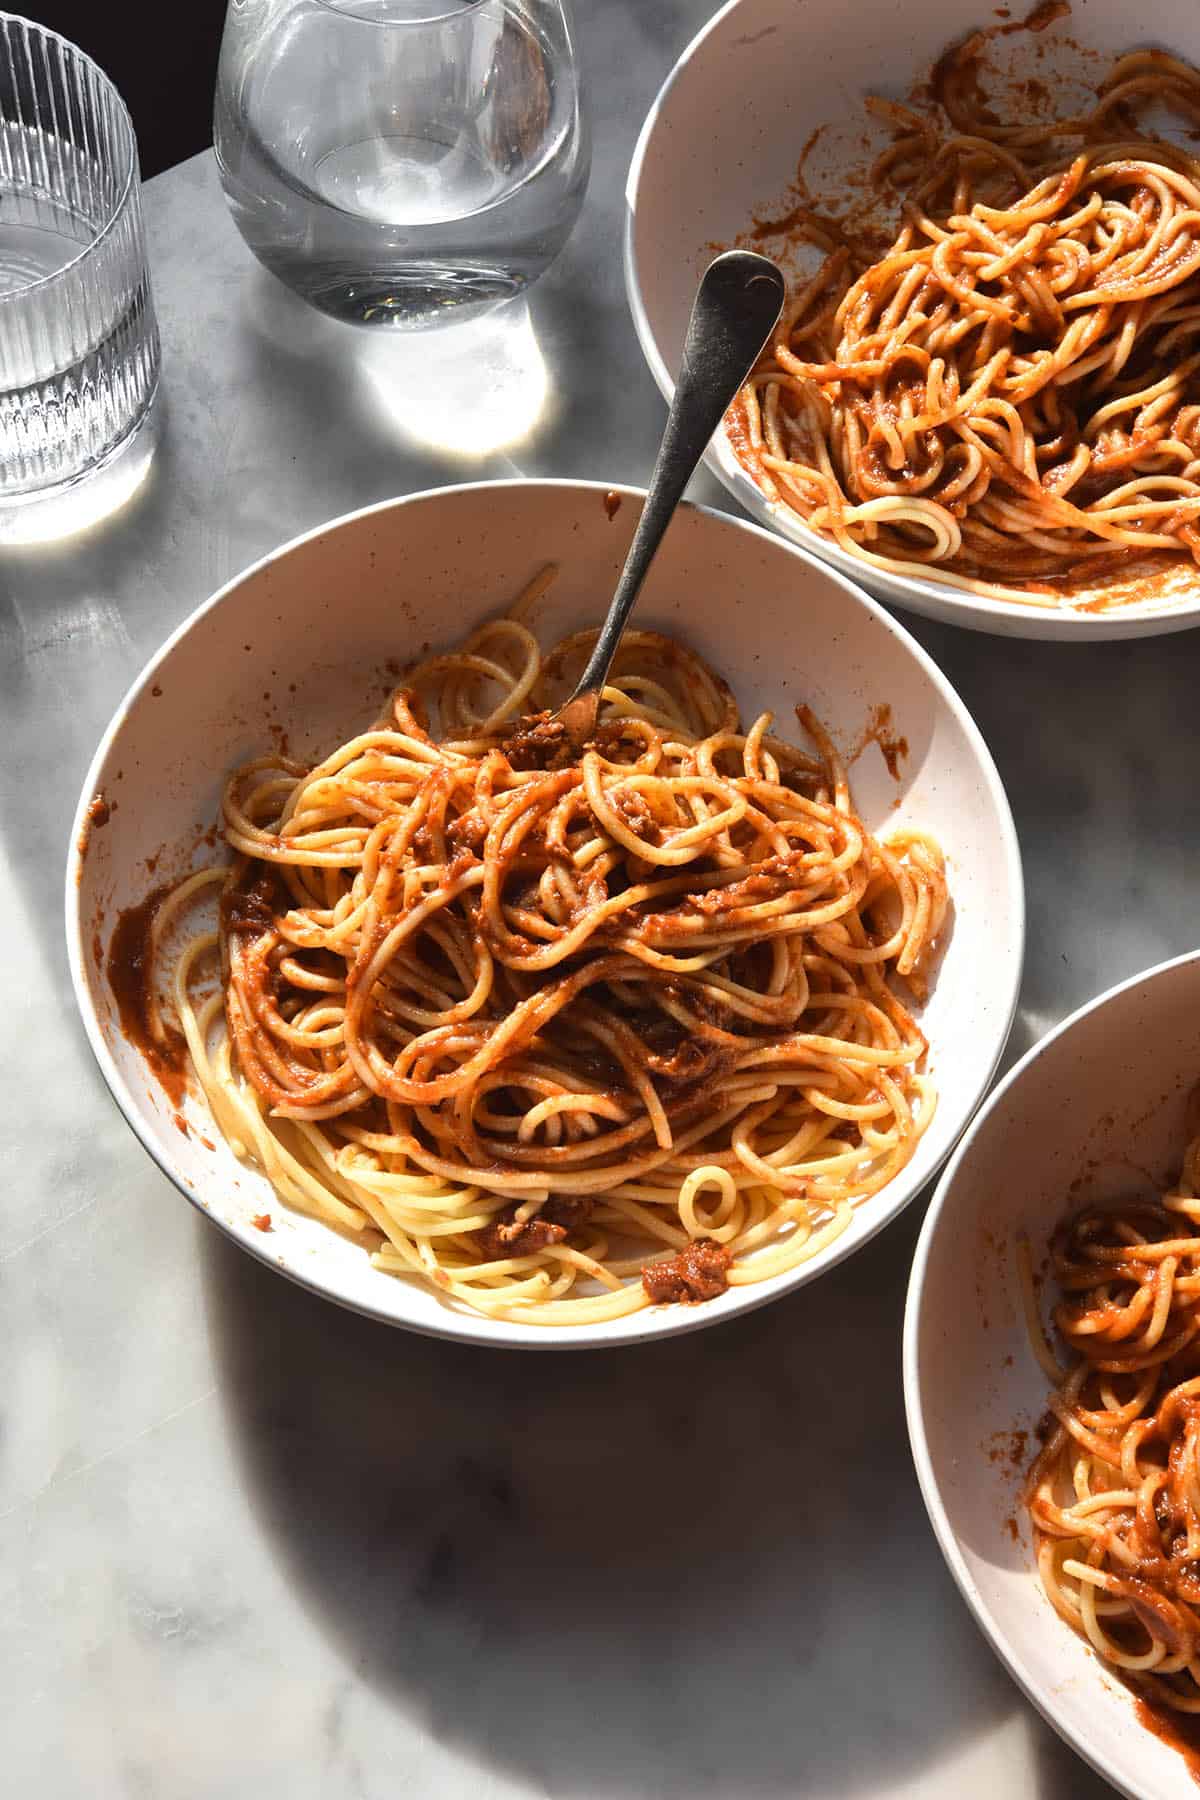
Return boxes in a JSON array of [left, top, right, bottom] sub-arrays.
[[566, 250, 786, 715]]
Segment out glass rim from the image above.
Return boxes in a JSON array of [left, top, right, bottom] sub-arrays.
[[0, 10, 140, 305], [309, 0, 491, 22]]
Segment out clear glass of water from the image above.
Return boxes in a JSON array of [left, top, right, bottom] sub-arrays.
[[214, 0, 590, 329], [0, 15, 160, 528]]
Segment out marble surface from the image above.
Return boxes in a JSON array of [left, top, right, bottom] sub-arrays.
[[2, 3, 1197, 1794]]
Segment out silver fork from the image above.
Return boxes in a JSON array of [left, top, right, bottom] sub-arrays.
[[550, 249, 785, 747]]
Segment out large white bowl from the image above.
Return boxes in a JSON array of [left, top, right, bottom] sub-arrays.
[[625, 0, 1200, 641], [905, 950, 1200, 1798], [66, 479, 1022, 1348]]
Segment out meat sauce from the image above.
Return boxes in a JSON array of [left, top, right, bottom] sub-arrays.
[[500, 710, 574, 772], [1131, 1692, 1200, 1785], [499, 712, 653, 774], [852, 703, 909, 781], [76, 790, 113, 859], [477, 1196, 593, 1259], [105, 885, 190, 1106], [220, 872, 279, 937], [642, 1239, 731, 1305]]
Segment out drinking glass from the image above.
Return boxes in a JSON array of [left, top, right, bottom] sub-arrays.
[[214, 0, 590, 329], [0, 14, 160, 524]]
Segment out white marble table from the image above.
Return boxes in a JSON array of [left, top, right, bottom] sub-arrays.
[[3, 4, 1196, 1794]]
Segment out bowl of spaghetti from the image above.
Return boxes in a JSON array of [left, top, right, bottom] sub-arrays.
[[67, 479, 1021, 1346], [626, 0, 1200, 638], [906, 950, 1200, 1794]]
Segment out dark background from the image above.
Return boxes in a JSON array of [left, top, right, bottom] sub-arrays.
[[30, 1, 225, 177]]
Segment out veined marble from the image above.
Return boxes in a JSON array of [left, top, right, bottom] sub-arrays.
[[2, 3, 1190, 1793]]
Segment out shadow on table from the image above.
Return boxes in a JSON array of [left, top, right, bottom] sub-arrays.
[[1032, 1725, 1119, 1798], [234, 264, 627, 484], [199, 1198, 1099, 1799]]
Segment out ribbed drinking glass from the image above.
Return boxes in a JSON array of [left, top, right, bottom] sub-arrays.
[[0, 14, 160, 517]]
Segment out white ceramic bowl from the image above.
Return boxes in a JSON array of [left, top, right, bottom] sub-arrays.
[[906, 950, 1200, 1798], [66, 479, 1022, 1348], [625, 0, 1200, 641]]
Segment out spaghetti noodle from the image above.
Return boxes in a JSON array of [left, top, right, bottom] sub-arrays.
[[730, 11, 1200, 606], [1023, 1118, 1200, 1719], [142, 594, 946, 1324]]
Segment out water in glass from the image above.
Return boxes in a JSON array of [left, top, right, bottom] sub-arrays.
[[214, 0, 590, 328], [0, 20, 159, 508]]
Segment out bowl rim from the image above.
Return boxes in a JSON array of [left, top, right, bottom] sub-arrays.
[[903, 945, 1200, 1800], [621, 0, 1200, 642], [65, 475, 1025, 1350]]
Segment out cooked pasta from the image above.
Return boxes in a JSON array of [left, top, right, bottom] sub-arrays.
[[1024, 1120, 1200, 1721], [730, 10, 1200, 608], [116, 589, 947, 1323]]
